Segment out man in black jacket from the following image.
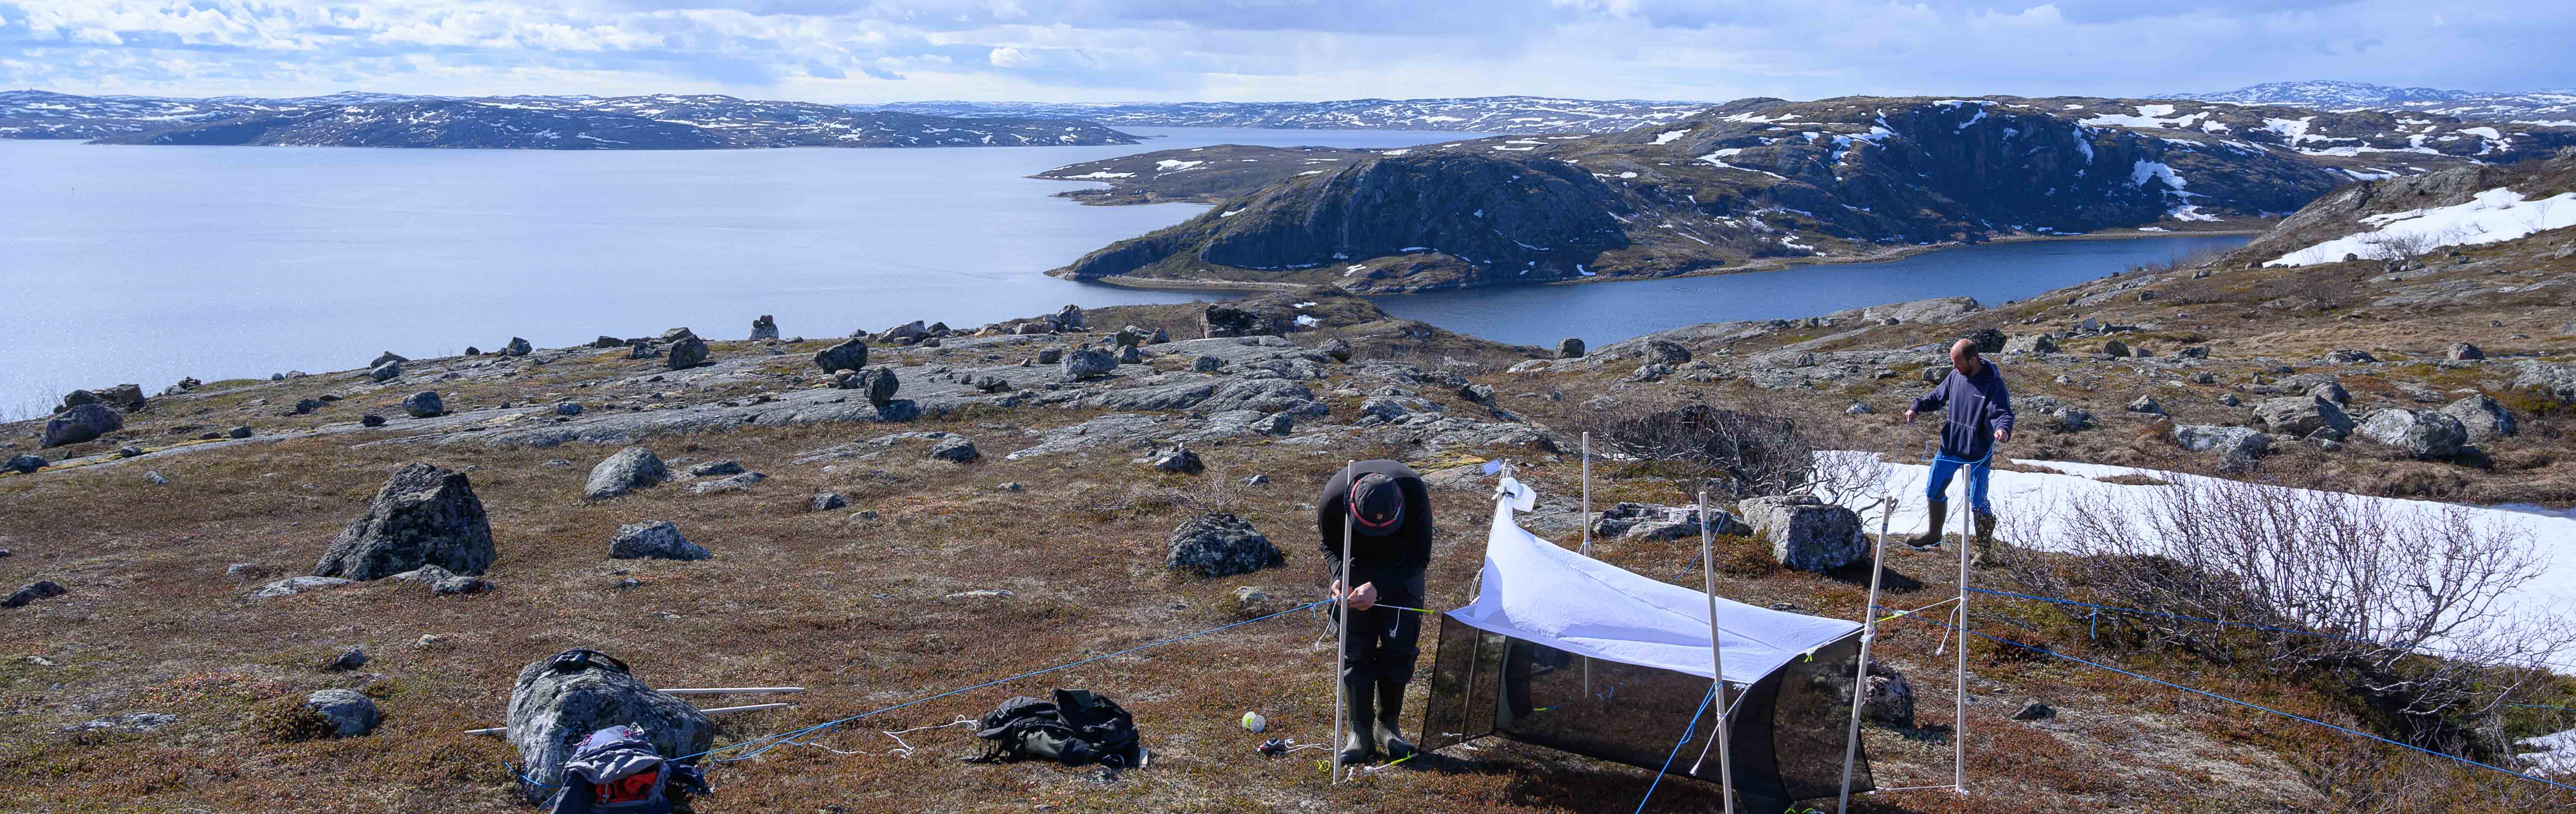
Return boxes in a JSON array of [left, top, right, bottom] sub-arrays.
[[1317, 459, 1432, 766]]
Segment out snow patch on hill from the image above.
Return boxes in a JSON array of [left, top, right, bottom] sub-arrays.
[[2265, 187, 2576, 266]]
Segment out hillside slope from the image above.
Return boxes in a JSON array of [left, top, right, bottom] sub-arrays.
[[870, 96, 1710, 134], [1054, 95, 2576, 292]]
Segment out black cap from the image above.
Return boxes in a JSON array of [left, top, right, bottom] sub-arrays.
[[1348, 472, 1405, 536]]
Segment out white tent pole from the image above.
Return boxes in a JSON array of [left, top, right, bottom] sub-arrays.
[[1952, 468, 1971, 795], [1333, 458, 1356, 784], [1580, 432, 1593, 700], [1835, 486, 1897, 813], [1699, 490, 1738, 814]]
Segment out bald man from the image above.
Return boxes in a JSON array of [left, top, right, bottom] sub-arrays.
[[1903, 338, 2016, 566]]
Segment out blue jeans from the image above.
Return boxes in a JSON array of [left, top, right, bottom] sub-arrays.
[[1925, 452, 1993, 515]]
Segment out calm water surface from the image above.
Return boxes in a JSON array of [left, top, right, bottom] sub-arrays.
[[2, 129, 2248, 416]]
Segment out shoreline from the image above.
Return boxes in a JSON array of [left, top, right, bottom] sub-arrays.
[[1063, 227, 2270, 296]]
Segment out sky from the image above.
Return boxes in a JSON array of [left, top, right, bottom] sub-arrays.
[[3, 1, 2573, 102]]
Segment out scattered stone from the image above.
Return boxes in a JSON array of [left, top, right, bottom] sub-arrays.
[[503, 337, 532, 357], [995, 484, 1021, 494], [1036, 347, 1065, 365], [507, 651, 712, 791], [585, 447, 668, 500], [292, 397, 324, 415], [946, 589, 1013, 599], [314, 463, 496, 581], [1118, 344, 1144, 365], [1322, 338, 1354, 362], [1167, 513, 1284, 577], [609, 521, 710, 561], [554, 402, 581, 416], [2217, 394, 2241, 407], [2320, 348, 2378, 366], [3, 454, 44, 474], [665, 336, 709, 369], [1192, 355, 1224, 373], [1643, 340, 1692, 365], [143, 470, 168, 485], [1557, 337, 1587, 359], [368, 360, 402, 381], [685, 460, 741, 477], [751, 314, 779, 341], [41, 403, 123, 447], [1053, 304, 1087, 330], [2011, 700, 2056, 721], [2357, 409, 2469, 460], [2442, 395, 2517, 443], [1147, 446, 1204, 474], [815, 339, 869, 373], [324, 647, 368, 671], [2446, 342, 2483, 361], [1242, 474, 1270, 486], [1062, 348, 1119, 381], [465, 346, 482, 356], [1, 580, 65, 609], [2173, 345, 2211, 359], [687, 472, 766, 495], [1959, 328, 2006, 354], [304, 689, 381, 738], [2001, 334, 2057, 354], [360, 414, 387, 427], [2172, 425, 2269, 457], [226, 425, 253, 439], [1737, 495, 1866, 572], [1234, 585, 1271, 609], [2126, 395, 2161, 413], [927, 436, 980, 463], [1825, 659, 1914, 727], [253, 576, 353, 599], [371, 351, 408, 368], [2100, 339, 2130, 357], [400, 391, 444, 419], [2255, 396, 2353, 440], [1845, 402, 1875, 415], [592, 336, 624, 348], [2187, 372, 2216, 384], [809, 492, 848, 511]]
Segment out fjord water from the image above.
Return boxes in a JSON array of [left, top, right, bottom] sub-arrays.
[[4, 129, 2244, 416], [0, 128, 1470, 414], [1368, 234, 2253, 348]]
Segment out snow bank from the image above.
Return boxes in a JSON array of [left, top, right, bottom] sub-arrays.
[[2266, 187, 2576, 266]]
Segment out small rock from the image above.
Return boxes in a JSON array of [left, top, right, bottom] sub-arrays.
[[1118, 344, 1144, 365], [368, 360, 402, 382], [41, 404, 123, 447], [360, 414, 387, 427], [815, 339, 869, 373], [1844, 402, 1873, 415], [1234, 586, 1271, 609], [1557, 337, 1586, 359], [292, 398, 324, 415], [1192, 355, 1224, 373], [116, 445, 143, 458], [2100, 339, 2130, 357], [1062, 348, 1119, 381], [2357, 409, 2469, 460], [2126, 395, 2161, 413], [2442, 394, 2516, 442], [554, 403, 581, 416], [2011, 700, 2056, 721], [687, 471, 766, 494], [665, 337, 709, 369], [371, 351, 408, 368], [2172, 425, 2269, 457], [609, 521, 710, 561], [809, 492, 848, 511], [1167, 513, 1284, 577], [751, 315, 779, 341], [995, 483, 1022, 494], [400, 391, 444, 418], [946, 589, 1014, 600], [2217, 394, 2240, 407], [2446, 342, 2483, 361], [225, 426, 253, 439], [1, 580, 66, 609], [1036, 347, 1065, 365], [304, 689, 381, 738], [2319, 348, 2377, 366], [686, 460, 742, 477], [1643, 340, 1692, 365], [1147, 446, 1204, 474], [586, 447, 668, 500], [1242, 474, 1270, 486], [252, 576, 353, 599], [1322, 338, 1354, 362], [324, 647, 368, 671], [928, 436, 980, 463], [6, 454, 46, 474], [503, 337, 533, 357], [143, 470, 167, 486]]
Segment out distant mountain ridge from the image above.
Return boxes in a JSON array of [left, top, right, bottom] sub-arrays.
[[864, 96, 1711, 134], [0, 90, 1138, 149], [2160, 80, 2576, 126]]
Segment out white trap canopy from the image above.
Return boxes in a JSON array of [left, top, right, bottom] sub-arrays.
[[1447, 500, 1861, 683]]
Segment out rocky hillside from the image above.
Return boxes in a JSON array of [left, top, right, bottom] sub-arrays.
[[1053, 95, 2576, 292], [2162, 80, 2576, 127], [869, 96, 1710, 134], [2238, 148, 2576, 266], [1031, 144, 1381, 205], [9, 91, 1138, 149]]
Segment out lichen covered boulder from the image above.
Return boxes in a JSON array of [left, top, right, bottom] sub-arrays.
[[506, 652, 712, 794], [312, 463, 495, 581], [1167, 513, 1284, 577]]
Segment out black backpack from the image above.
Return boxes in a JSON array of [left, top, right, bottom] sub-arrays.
[[963, 689, 1141, 767]]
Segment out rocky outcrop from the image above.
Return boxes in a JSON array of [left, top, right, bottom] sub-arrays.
[[1167, 513, 1284, 577], [41, 404, 122, 447], [313, 463, 496, 581], [506, 651, 712, 793]]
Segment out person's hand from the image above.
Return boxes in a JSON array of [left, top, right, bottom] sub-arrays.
[[1902, 410, 1916, 425], [1994, 428, 2010, 443], [1332, 580, 1378, 610]]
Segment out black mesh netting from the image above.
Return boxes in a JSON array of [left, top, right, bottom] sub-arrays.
[[1422, 614, 1873, 811]]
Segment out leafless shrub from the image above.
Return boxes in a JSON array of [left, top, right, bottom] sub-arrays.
[[1578, 392, 1888, 506], [2015, 476, 2571, 758]]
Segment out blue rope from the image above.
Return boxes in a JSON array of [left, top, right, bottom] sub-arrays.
[[1960, 587, 2576, 672], [1881, 610, 2576, 794], [506, 598, 1335, 789], [1632, 683, 1719, 814]]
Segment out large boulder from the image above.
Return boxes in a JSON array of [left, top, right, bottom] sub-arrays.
[[585, 447, 668, 500], [304, 689, 381, 738], [1737, 495, 1865, 572], [1643, 340, 1692, 365], [1959, 328, 2006, 354], [1818, 659, 1915, 727], [2442, 395, 2516, 442], [609, 521, 709, 561], [4, 454, 44, 474], [1062, 348, 1119, 381], [856, 367, 900, 407], [502, 337, 533, 357], [814, 339, 869, 373], [2254, 396, 2353, 439], [57, 389, 100, 411], [40, 403, 123, 447], [750, 314, 779, 341], [1558, 337, 1586, 359], [2358, 409, 2469, 459], [506, 652, 713, 793], [881, 320, 929, 343], [2172, 425, 2270, 457], [1166, 513, 1284, 577], [368, 360, 402, 381], [1053, 304, 1087, 331], [400, 391, 445, 419], [665, 336, 709, 369], [312, 463, 496, 581], [927, 436, 980, 463]]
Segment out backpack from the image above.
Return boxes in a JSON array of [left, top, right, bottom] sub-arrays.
[[962, 689, 1141, 767], [541, 732, 709, 814]]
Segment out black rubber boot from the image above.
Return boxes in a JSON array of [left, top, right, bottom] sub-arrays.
[[1338, 675, 1375, 767], [1971, 512, 2001, 568], [1905, 501, 1948, 550], [1375, 680, 1417, 761]]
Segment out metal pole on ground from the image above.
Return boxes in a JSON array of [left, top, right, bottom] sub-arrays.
[[1835, 485, 1897, 813], [1333, 459, 1356, 784], [1699, 490, 1738, 814], [1952, 471, 1971, 795]]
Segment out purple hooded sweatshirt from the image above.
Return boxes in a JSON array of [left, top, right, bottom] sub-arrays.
[[1912, 360, 2016, 461]]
